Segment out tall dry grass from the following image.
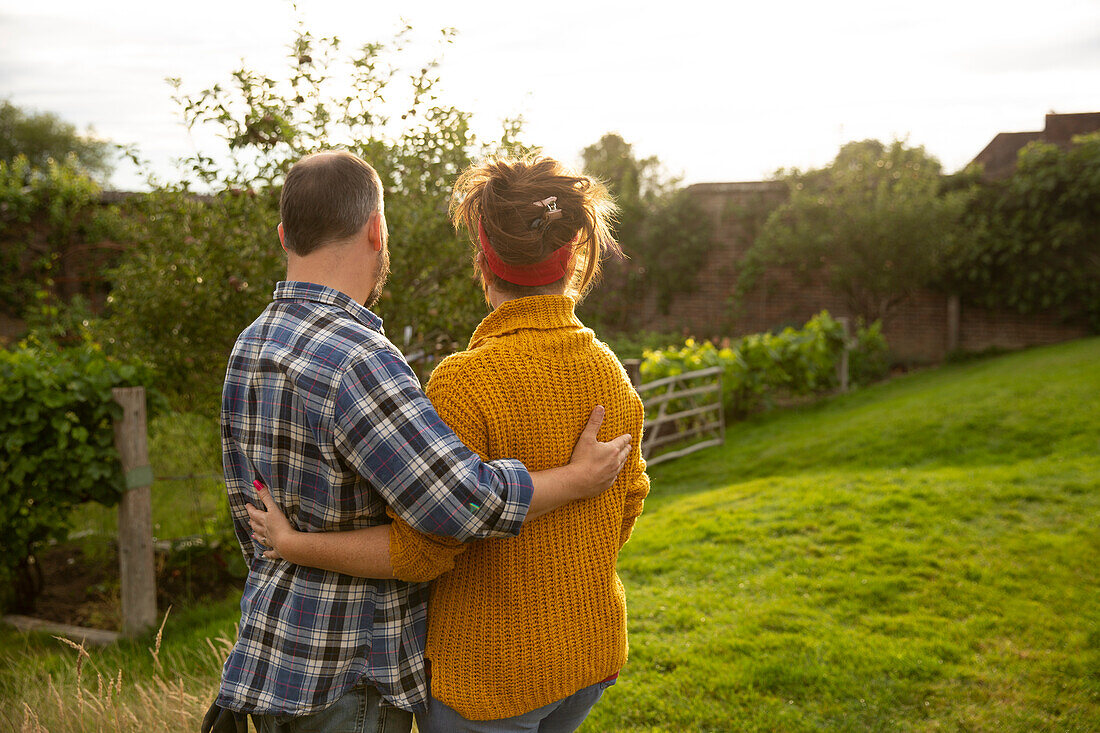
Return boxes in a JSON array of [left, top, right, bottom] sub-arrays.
[[5, 609, 231, 733]]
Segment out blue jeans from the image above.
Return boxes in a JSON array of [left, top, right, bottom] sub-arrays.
[[416, 679, 614, 733], [254, 684, 413, 733]]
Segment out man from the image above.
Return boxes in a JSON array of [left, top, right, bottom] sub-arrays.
[[212, 150, 630, 732]]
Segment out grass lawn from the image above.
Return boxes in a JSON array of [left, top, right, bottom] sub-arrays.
[[75, 411, 225, 545], [2, 337, 1098, 731], [584, 336, 1100, 731]]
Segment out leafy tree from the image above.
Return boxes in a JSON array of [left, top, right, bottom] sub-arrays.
[[0, 100, 116, 181], [581, 133, 715, 328], [97, 187, 283, 407], [101, 23, 528, 409], [741, 139, 964, 323], [942, 133, 1100, 331]]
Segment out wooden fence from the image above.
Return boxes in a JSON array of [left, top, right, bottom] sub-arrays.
[[635, 366, 725, 467]]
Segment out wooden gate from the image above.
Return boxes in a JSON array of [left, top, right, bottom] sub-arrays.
[[637, 366, 725, 467]]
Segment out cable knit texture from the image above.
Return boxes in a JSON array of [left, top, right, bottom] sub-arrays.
[[386, 294, 649, 720]]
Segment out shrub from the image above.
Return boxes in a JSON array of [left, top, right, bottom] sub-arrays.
[[639, 312, 888, 419], [0, 340, 160, 612], [942, 133, 1100, 332], [599, 330, 685, 361], [0, 155, 119, 323], [98, 187, 283, 410], [849, 319, 890, 385]]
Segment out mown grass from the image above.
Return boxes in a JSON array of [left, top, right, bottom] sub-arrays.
[[2, 338, 1098, 731], [583, 337, 1100, 731]]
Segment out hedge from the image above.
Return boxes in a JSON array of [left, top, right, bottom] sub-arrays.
[[639, 312, 889, 419], [0, 341, 160, 612]]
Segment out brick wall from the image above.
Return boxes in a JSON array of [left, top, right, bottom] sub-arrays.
[[0, 312, 23, 346], [623, 182, 1089, 362]]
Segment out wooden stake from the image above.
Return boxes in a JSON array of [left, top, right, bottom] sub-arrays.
[[622, 359, 642, 387], [837, 317, 851, 393], [947, 294, 961, 354], [112, 387, 156, 637]]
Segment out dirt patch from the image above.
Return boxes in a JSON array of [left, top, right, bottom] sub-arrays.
[[32, 544, 120, 630], [27, 541, 244, 631]]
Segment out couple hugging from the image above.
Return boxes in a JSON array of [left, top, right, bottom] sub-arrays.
[[206, 150, 650, 733]]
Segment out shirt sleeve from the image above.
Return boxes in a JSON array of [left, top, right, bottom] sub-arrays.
[[385, 359, 492, 581], [332, 345, 532, 542], [221, 414, 257, 568]]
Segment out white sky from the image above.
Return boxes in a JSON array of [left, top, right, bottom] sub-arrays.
[[2, 0, 1098, 190]]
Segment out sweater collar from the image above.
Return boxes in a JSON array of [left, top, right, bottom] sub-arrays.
[[468, 295, 584, 349]]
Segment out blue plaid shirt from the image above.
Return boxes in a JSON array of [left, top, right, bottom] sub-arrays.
[[216, 281, 533, 715]]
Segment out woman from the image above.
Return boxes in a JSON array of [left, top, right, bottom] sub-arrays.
[[249, 155, 649, 732]]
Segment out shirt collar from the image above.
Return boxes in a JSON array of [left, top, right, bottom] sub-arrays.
[[273, 281, 384, 333], [468, 295, 584, 349]]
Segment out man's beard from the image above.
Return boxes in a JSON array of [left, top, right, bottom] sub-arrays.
[[364, 245, 390, 309]]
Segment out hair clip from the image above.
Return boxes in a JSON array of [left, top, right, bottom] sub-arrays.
[[529, 196, 564, 230]]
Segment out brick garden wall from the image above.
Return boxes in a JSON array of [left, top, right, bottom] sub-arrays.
[[624, 182, 1089, 363]]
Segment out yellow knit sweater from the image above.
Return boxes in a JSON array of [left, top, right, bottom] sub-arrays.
[[386, 295, 649, 721]]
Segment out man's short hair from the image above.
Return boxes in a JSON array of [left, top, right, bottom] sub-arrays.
[[280, 150, 383, 256]]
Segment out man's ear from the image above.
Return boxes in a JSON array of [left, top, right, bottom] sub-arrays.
[[366, 212, 386, 252], [277, 222, 288, 253]]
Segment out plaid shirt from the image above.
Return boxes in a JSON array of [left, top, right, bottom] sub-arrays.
[[216, 281, 533, 715]]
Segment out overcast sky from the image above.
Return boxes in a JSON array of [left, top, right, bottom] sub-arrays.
[[2, 0, 1098, 190]]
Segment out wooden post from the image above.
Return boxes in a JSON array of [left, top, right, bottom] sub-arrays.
[[622, 359, 642, 387], [112, 387, 157, 637], [947, 294, 961, 354], [837, 317, 851, 393]]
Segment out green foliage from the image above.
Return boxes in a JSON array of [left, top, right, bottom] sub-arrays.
[[0, 155, 122, 323], [847, 318, 889, 386], [743, 139, 964, 323], [0, 100, 116, 181], [581, 133, 716, 327], [98, 187, 283, 409], [169, 23, 494, 351], [74, 411, 243, 565], [22, 291, 102, 348], [640, 312, 888, 418], [599, 330, 686, 361], [942, 133, 1100, 331], [0, 341, 160, 612]]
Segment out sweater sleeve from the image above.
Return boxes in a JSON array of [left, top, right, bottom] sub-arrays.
[[388, 357, 490, 582], [619, 392, 650, 547], [387, 508, 464, 582], [619, 454, 649, 547]]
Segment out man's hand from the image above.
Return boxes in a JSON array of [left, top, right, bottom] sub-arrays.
[[525, 405, 632, 521], [567, 405, 632, 499], [246, 480, 297, 560]]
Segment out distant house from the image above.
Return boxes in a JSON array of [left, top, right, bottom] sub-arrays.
[[971, 112, 1100, 179]]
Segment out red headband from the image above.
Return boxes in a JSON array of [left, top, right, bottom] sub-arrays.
[[478, 219, 573, 287]]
